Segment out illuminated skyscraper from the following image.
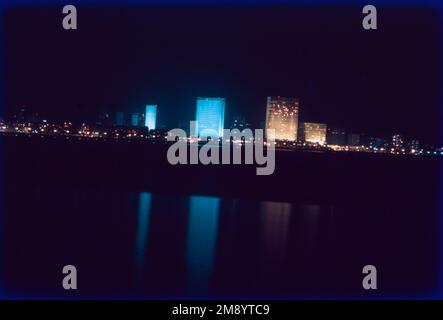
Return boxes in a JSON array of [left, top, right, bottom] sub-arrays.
[[301, 122, 327, 145], [265, 96, 299, 141], [195, 97, 225, 138], [144, 105, 157, 130]]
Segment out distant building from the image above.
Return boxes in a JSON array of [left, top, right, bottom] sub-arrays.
[[195, 97, 225, 138], [392, 134, 403, 149], [347, 133, 361, 147], [144, 105, 157, 130], [12, 107, 40, 124], [115, 112, 125, 126], [12, 107, 28, 123], [178, 120, 190, 135], [327, 127, 346, 146], [408, 139, 420, 153], [97, 112, 111, 126], [230, 115, 251, 131], [265, 96, 299, 141], [131, 112, 140, 126], [301, 122, 327, 145], [370, 137, 389, 150]]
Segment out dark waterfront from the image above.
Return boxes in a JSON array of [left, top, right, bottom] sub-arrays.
[[1, 135, 441, 298]]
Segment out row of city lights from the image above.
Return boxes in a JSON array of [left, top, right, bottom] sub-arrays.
[[1, 119, 442, 156]]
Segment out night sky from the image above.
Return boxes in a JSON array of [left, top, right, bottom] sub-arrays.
[[4, 5, 441, 143]]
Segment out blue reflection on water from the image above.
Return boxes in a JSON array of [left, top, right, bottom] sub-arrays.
[[186, 195, 220, 293], [135, 192, 152, 283]]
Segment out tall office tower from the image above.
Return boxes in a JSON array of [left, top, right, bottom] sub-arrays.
[[265, 96, 299, 141], [115, 112, 125, 126], [131, 112, 140, 126], [302, 122, 327, 145], [144, 105, 157, 130], [195, 97, 225, 138]]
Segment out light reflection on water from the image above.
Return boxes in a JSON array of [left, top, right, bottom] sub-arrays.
[[260, 201, 291, 262], [186, 196, 220, 293], [135, 192, 152, 285], [3, 189, 439, 298], [259, 201, 291, 284], [134, 193, 326, 295]]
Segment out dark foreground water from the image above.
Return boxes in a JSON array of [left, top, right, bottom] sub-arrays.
[[1, 136, 441, 298], [2, 188, 440, 299]]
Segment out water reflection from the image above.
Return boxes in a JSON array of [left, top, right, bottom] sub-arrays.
[[260, 201, 291, 262], [186, 195, 220, 293], [2, 186, 438, 298], [135, 192, 152, 284], [297, 205, 321, 251], [258, 201, 292, 288]]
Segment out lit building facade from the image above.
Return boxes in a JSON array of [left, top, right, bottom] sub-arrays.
[[265, 96, 299, 141], [131, 113, 140, 126], [195, 97, 225, 138], [144, 105, 157, 130], [301, 122, 327, 145], [115, 112, 125, 126]]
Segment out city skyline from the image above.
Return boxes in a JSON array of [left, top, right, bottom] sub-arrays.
[[4, 6, 440, 145], [2, 93, 439, 156], [4, 90, 435, 145]]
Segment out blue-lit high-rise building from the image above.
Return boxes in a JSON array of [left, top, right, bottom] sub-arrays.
[[144, 105, 157, 130], [131, 112, 139, 126], [195, 97, 225, 138]]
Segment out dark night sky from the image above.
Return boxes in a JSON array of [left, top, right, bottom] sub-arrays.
[[4, 5, 441, 143]]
